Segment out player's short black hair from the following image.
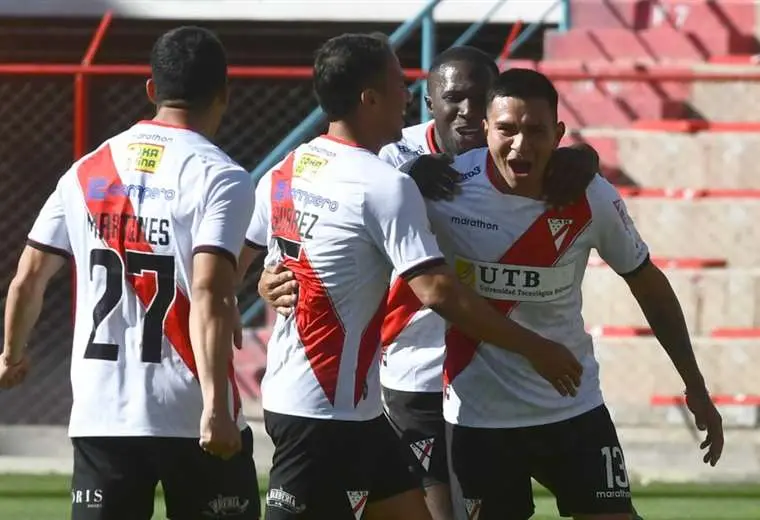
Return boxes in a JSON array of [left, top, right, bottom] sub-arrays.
[[429, 45, 499, 79], [487, 68, 558, 120], [313, 33, 394, 121], [149, 26, 227, 109]]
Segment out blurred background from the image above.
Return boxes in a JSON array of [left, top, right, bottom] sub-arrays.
[[0, 0, 758, 518]]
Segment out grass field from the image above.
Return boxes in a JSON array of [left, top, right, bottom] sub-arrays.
[[1, 474, 758, 519]]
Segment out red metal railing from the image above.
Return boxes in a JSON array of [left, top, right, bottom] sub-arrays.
[[4, 11, 760, 164]]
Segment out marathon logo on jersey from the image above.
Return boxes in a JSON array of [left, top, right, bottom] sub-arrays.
[[293, 153, 328, 181], [86, 178, 176, 203], [450, 215, 499, 231], [127, 142, 164, 174], [346, 490, 369, 520], [71, 488, 103, 508], [455, 256, 576, 302], [266, 488, 306, 514], [205, 494, 251, 517]]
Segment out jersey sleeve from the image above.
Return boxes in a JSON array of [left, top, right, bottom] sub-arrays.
[[27, 176, 72, 258], [193, 165, 255, 266], [363, 165, 444, 278], [245, 170, 272, 250], [589, 176, 650, 276]]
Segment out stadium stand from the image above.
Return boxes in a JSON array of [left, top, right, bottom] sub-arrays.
[[531, 0, 760, 426]]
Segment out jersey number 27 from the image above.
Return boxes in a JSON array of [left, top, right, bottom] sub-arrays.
[[84, 248, 175, 363]]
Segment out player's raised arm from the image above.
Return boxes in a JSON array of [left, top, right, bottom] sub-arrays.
[[365, 171, 583, 397], [592, 177, 723, 466], [189, 166, 254, 459]]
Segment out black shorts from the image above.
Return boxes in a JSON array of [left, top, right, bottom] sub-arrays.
[[264, 410, 419, 520], [71, 427, 260, 520], [447, 404, 632, 520], [383, 387, 449, 487]]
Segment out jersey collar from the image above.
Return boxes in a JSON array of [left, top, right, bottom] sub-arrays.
[[425, 122, 443, 154]]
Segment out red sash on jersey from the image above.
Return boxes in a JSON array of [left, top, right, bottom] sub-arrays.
[[76, 145, 240, 419], [271, 153, 384, 406], [443, 198, 592, 389]]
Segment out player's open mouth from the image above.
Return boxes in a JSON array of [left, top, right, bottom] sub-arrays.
[[508, 159, 532, 175]]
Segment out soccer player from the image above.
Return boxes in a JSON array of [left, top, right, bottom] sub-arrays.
[[238, 33, 583, 520], [257, 68, 724, 520], [256, 46, 598, 520], [0, 27, 260, 520], [426, 68, 722, 520]]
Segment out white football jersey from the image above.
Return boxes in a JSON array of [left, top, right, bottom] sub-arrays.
[[246, 135, 444, 421], [378, 121, 438, 167], [378, 122, 448, 393], [27, 120, 254, 438], [426, 148, 650, 428]]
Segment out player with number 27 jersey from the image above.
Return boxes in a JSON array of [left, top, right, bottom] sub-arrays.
[[28, 120, 252, 438]]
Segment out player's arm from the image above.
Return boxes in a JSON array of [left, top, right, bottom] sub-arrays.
[[190, 166, 255, 459], [2, 183, 71, 388], [366, 172, 583, 396], [1, 246, 66, 387], [593, 178, 723, 465]]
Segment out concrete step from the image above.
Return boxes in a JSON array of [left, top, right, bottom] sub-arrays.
[[583, 266, 760, 336], [567, 129, 760, 189]]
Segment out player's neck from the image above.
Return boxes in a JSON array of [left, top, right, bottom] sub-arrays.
[[499, 169, 544, 200], [327, 121, 384, 154], [152, 107, 217, 140]]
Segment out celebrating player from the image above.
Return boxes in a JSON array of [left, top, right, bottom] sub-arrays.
[[0, 27, 260, 520], [239, 33, 583, 520], [426, 68, 723, 520], [256, 46, 598, 520]]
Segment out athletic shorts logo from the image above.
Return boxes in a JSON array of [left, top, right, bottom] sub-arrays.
[[464, 498, 482, 520], [266, 488, 305, 514], [205, 494, 250, 517], [409, 437, 435, 471], [346, 490, 369, 520]]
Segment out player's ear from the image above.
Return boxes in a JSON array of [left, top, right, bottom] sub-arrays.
[[554, 120, 566, 148], [360, 88, 378, 108], [424, 94, 433, 114], [146, 79, 158, 104]]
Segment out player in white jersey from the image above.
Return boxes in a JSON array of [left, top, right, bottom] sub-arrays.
[[238, 34, 584, 520], [427, 69, 723, 520], [255, 47, 599, 520], [0, 27, 260, 520], [377, 47, 498, 520]]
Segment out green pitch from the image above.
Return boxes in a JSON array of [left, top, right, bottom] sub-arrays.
[[0, 474, 758, 519]]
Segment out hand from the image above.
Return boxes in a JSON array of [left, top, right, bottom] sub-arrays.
[[199, 407, 242, 460], [525, 339, 583, 397], [398, 153, 461, 201], [258, 263, 298, 317], [685, 387, 724, 466], [543, 143, 599, 208], [0, 353, 30, 389]]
